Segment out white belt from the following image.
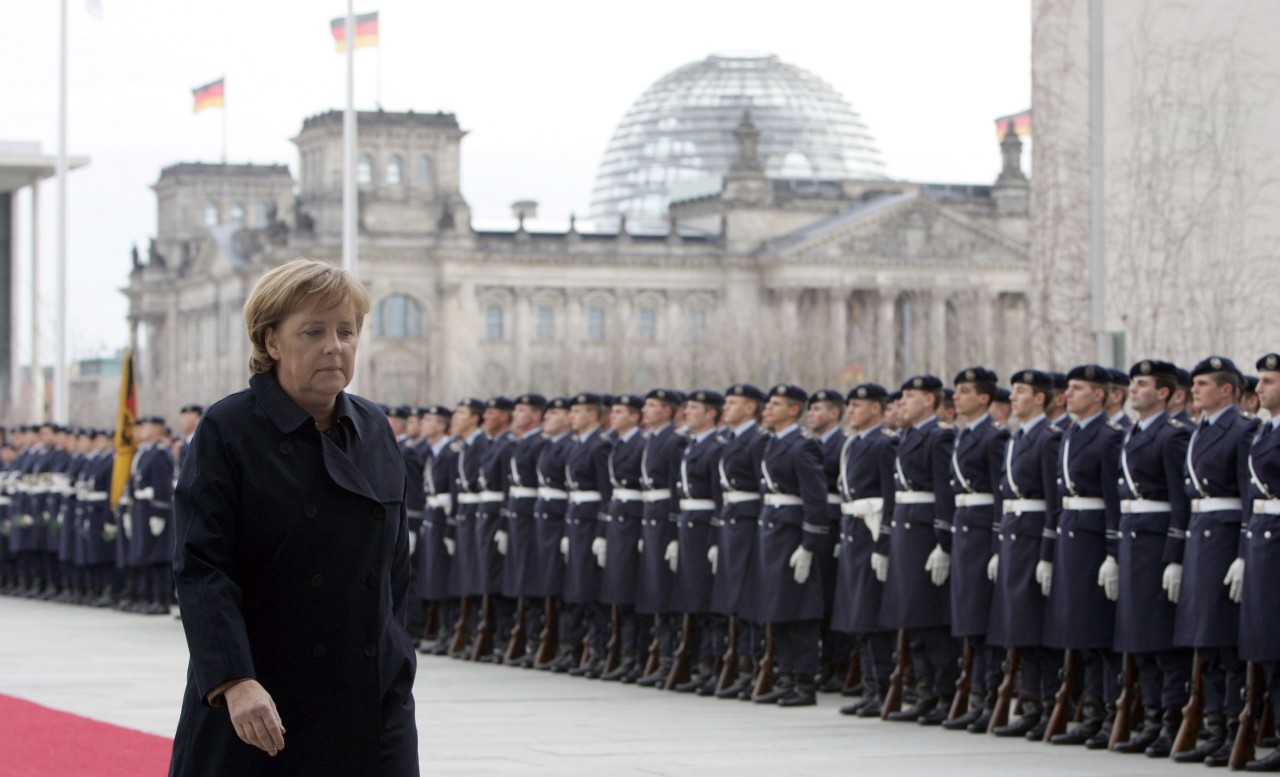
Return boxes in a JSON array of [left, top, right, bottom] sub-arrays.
[[1003, 499, 1047, 514], [642, 488, 673, 503], [478, 490, 505, 503], [134, 487, 156, 501], [956, 493, 995, 507], [611, 488, 643, 502], [568, 491, 602, 504], [826, 494, 842, 505], [0, 497, 11, 506], [680, 499, 716, 512], [1062, 496, 1105, 511], [763, 494, 803, 507], [722, 490, 760, 504], [427, 494, 453, 509], [456, 493, 483, 505], [1255, 499, 1280, 516], [841, 497, 884, 516], [896, 491, 936, 504], [538, 487, 568, 500], [1121, 499, 1171, 514], [1191, 497, 1242, 513], [509, 486, 538, 499]]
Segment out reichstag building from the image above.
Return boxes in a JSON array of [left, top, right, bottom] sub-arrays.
[[125, 53, 1032, 415]]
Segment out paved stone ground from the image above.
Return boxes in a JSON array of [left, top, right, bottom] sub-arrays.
[[0, 596, 1188, 775]]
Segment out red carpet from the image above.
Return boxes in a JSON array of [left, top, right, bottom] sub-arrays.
[[0, 693, 173, 776]]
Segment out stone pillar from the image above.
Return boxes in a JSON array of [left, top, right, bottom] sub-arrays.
[[513, 288, 531, 389], [976, 287, 994, 368], [876, 289, 896, 384], [828, 288, 849, 382], [929, 290, 947, 378]]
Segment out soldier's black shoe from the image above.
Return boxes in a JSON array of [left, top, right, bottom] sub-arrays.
[[819, 674, 844, 694], [636, 659, 672, 688], [778, 684, 817, 708], [754, 675, 795, 705], [839, 699, 865, 716], [601, 656, 636, 682], [1203, 722, 1239, 768], [919, 701, 952, 726], [856, 698, 885, 718], [567, 654, 598, 676], [695, 676, 718, 696], [886, 696, 938, 723], [942, 706, 984, 730], [620, 664, 645, 684], [1027, 718, 1050, 740], [1173, 714, 1225, 763], [1113, 710, 1162, 754], [1245, 749, 1280, 771], [993, 708, 1042, 738], [581, 658, 606, 679], [717, 675, 753, 700], [1050, 722, 1102, 746], [966, 709, 993, 733], [675, 664, 713, 693]]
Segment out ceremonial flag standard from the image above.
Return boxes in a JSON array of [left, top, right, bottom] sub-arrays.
[[191, 78, 225, 113], [109, 345, 137, 508], [995, 110, 1031, 139], [331, 11, 379, 52]]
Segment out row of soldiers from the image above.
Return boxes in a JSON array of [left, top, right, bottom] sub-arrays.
[[0, 406, 203, 614], [399, 354, 1280, 771]]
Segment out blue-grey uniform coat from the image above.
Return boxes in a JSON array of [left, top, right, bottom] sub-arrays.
[[830, 424, 897, 634], [562, 428, 612, 604], [1241, 419, 1280, 661], [709, 422, 768, 616], [531, 433, 573, 598], [501, 429, 545, 600], [635, 425, 684, 615], [948, 416, 1008, 638], [415, 438, 457, 603], [599, 428, 645, 606], [475, 430, 514, 596], [128, 442, 175, 567], [671, 430, 724, 614]]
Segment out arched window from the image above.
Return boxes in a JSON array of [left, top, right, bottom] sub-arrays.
[[228, 201, 245, 225], [417, 155, 433, 186], [386, 154, 403, 185], [203, 199, 220, 227], [372, 295, 422, 339], [357, 152, 374, 184]]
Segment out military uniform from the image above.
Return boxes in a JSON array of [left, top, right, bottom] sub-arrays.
[[449, 407, 487, 603], [530, 399, 573, 667], [598, 395, 647, 680], [808, 388, 849, 690], [127, 420, 175, 614], [500, 395, 547, 660], [560, 394, 613, 675], [74, 436, 116, 605], [635, 390, 686, 686]]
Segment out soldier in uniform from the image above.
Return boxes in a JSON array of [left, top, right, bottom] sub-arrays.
[[1108, 359, 1193, 757], [832, 383, 898, 718], [54, 428, 91, 602], [943, 368, 1009, 732], [499, 394, 547, 662], [1106, 368, 1134, 428], [127, 416, 175, 615], [1240, 375, 1261, 416], [1172, 356, 1259, 765], [473, 397, 515, 662], [0, 430, 15, 594], [708, 383, 768, 700], [175, 405, 203, 473], [752, 384, 828, 708], [77, 429, 117, 607], [884, 392, 905, 432], [598, 394, 647, 681], [400, 408, 429, 639], [1048, 372, 1072, 432], [447, 398, 487, 656], [990, 388, 1013, 427], [988, 370, 1062, 739], [416, 406, 456, 654], [805, 389, 849, 692], [386, 404, 411, 444], [530, 398, 574, 669], [1170, 368, 1194, 423], [939, 388, 958, 426]]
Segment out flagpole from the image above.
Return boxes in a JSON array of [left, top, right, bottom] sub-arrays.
[[343, 2, 359, 395], [54, 0, 68, 423], [221, 78, 228, 165], [376, 38, 383, 109]]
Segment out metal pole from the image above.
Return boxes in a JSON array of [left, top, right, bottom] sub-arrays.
[[343, 3, 357, 276], [29, 176, 42, 422], [54, 0, 69, 422], [1089, 0, 1111, 366]]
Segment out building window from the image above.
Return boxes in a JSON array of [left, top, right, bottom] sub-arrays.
[[687, 308, 707, 341], [417, 155, 433, 185], [386, 154, 403, 185], [587, 306, 606, 342], [372, 294, 422, 339], [229, 201, 245, 225], [357, 152, 374, 184], [637, 307, 656, 342], [536, 306, 554, 342], [254, 200, 273, 226], [203, 200, 219, 226], [484, 305, 504, 341]]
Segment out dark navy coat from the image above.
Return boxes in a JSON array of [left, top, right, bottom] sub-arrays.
[[671, 430, 723, 614], [948, 415, 1009, 638], [562, 428, 612, 604], [531, 433, 572, 598], [74, 452, 117, 567], [169, 370, 414, 777], [475, 430, 514, 596], [600, 428, 645, 606], [7, 446, 42, 554], [831, 424, 897, 634], [1241, 420, 1280, 661], [1173, 405, 1258, 648], [813, 427, 845, 617], [709, 422, 767, 616], [448, 431, 487, 597], [56, 453, 88, 563], [401, 439, 427, 596], [501, 428, 545, 599], [751, 426, 827, 624], [1114, 413, 1192, 653], [128, 442, 175, 568], [415, 437, 458, 602], [988, 416, 1062, 649], [880, 417, 956, 630], [636, 425, 684, 615]]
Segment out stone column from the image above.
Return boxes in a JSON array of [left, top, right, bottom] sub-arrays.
[[876, 289, 896, 384], [828, 288, 849, 381], [929, 289, 947, 378]]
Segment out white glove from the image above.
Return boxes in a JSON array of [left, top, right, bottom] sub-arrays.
[[638, 538, 644, 554], [987, 554, 999, 582], [1225, 557, 1245, 603], [592, 537, 607, 568], [1162, 562, 1182, 604], [871, 552, 889, 583], [789, 546, 814, 584], [408, 532, 418, 556], [707, 545, 719, 575], [1035, 560, 1053, 597], [560, 536, 569, 560], [1098, 554, 1119, 601], [834, 542, 841, 559], [925, 544, 951, 587], [149, 517, 166, 536], [665, 540, 679, 573], [443, 537, 456, 556], [494, 529, 508, 556]]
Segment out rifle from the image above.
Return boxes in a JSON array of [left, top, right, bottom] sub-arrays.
[[470, 594, 494, 661], [988, 646, 1020, 732], [665, 613, 694, 689], [1043, 648, 1080, 741], [503, 597, 527, 663], [717, 616, 740, 692], [881, 628, 910, 719], [448, 596, 471, 656], [642, 615, 661, 679], [843, 645, 863, 694], [1172, 650, 1203, 756], [752, 624, 776, 699], [1230, 661, 1262, 769], [603, 604, 622, 675], [533, 596, 559, 667], [1109, 653, 1139, 748], [948, 637, 974, 721]]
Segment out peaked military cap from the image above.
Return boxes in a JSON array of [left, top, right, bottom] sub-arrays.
[[1174, 367, 1191, 387], [457, 397, 486, 414], [725, 383, 766, 402], [1258, 353, 1280, 373], [140, 416, 166, 426], [887, 390, 903, 403], [769, 384, 808, 403], [421, 405, 453, 419], [645, 388, 680, 404], [846, 382, 888, 402], [942, 387, 955, 400], [1011, 369, 1054, 391], [899, 374, 943, 392], [180, 404, 204, 416], [1243, 375, 1259, 392], [485, 396, 515, 411], [1066, 364, 1110, 384], [388, 404, 413, 419], [600, 394, 617, 407], [1106, 367, 1130, 386], [571, 392, 602, 406], [1191, 355, 1242, 379], [808, 388, 842, 406], [612, 394, 644, 410], [514, 393, 547, 409], [1129, 359, 1177, 379], [689, 389, 725, 406], [1049, 372, 1068, 390], [954, 366, 998, 386], [547, 397, 572, 411], [994, 387, 1012, 403]]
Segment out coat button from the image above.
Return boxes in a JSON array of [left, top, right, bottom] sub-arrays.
[[279, 441, 294, 455], [1204, 529, 1212, 537], [1131, 531, 1138, 538], [310, 574, 324, 588], [303, 504, 318, 518], [312, 643, 326, 658], [373, 506, 385, 520], [366, 574, 377, 589], [363, 643, 378, 657], [1068, 531, 1075, 538], [962, 526, 970, 533], [1267, 531, 1273, 539]]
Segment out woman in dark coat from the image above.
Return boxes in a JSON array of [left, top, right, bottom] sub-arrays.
[[168, 258, 418, 776]]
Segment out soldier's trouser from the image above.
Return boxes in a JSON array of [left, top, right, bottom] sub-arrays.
[[858, 631, 895, 688], [653, 612, 680, 657], [908, 626, 960, 702], [1199, 646, 1245, 718], [1135, 649, 1192, 709], [1263, 662, 1280, 710], [743, 619, 764, 659], [1018, 646, 1064, 699], [703, 613, 728, 664], [561, 602, 608, 655], [775, 619, 822, 678], [823, 626, 855, 673], [611, 604, 643, 657], [970, 637, 1004, 696], [1083, 648, 1121, 704], [492, 594, 516, 647]]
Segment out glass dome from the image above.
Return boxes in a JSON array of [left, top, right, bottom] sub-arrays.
[[589, 52, 886, 230]]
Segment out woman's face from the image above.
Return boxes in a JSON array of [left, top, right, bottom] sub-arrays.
[[266, 301, 359, 409]]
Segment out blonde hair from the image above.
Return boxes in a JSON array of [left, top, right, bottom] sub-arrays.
[[243, 257, 372, 374]]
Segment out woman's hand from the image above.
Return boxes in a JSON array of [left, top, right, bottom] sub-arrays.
[[224, 679, 286, 756]]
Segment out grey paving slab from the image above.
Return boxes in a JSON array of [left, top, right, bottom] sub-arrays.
[[0, 596, 1197, 775]]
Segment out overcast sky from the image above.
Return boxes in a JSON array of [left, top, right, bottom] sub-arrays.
[[2, 0, 1030, 364]]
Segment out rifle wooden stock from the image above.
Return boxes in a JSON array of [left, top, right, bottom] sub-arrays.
[[643, 614, 661, 678], [533, 596, 558, 666], [752, 624, 776, 699], [843, 646, 863, 693], [1172, 650, 1204, 756], [1043, 648, 1080, 741], [988, 647, 1020, 732], [470, 594, 494, 661], [504, 597, 527, 662], [717, 616, 740, 692], [448, 596, 471, 655], [603, 605, 623, 675], [665, 614, 694, 689], [948, 637, 974, 721], [1230, 661, 1262, 769], [1109, 653, 1139, 749], [881, 629, 910, 720]]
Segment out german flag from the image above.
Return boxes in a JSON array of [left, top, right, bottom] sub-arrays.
[[995, 110, 1031, 139], [331, 12, 379, 52], [109, 345, 137, 509], [192, 78, 225, 113]]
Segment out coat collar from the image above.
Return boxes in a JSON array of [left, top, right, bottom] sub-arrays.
[[250, 370, 364, 442]]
